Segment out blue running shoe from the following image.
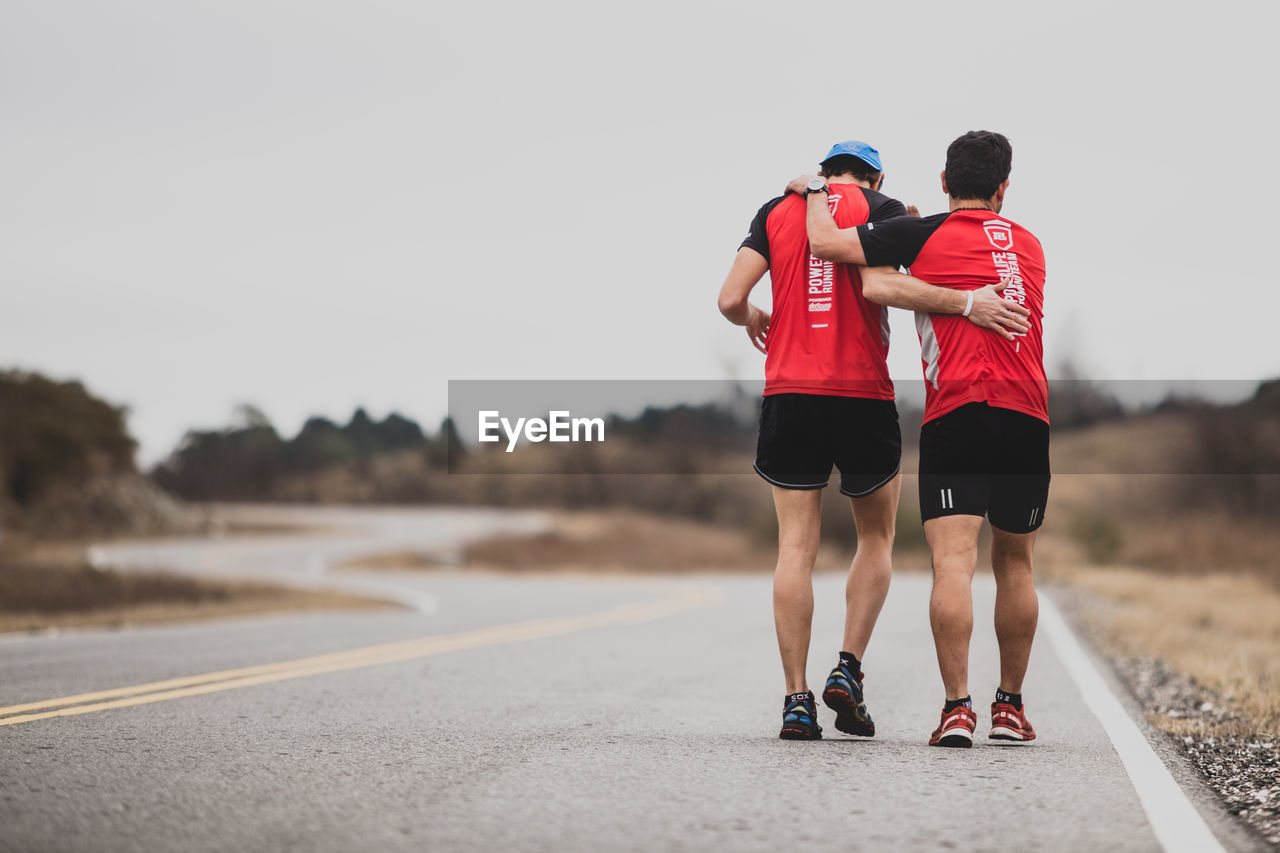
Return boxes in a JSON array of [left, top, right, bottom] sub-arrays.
[[779, 691, 822, 740], [822, 661, 875, 737]]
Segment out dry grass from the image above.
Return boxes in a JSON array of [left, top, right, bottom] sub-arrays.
[[342, 509, 904, 575], [450, 510, 779, 573], [214, 519, 329, 537], [1061, 565, 1280, 735], [1148, 715, 1255, 739], [1116, 508, 1280, 578], [1038, 440, 1280, 737], [1048, 410, 1280, 582], [337, 550, 458, 571], [1047, 474, 1280, 582], [0, 556, 394, 634], [1050, 413, 1196, 476]]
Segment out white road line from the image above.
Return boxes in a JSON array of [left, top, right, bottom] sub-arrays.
[[1039, 594, 1225, 853]]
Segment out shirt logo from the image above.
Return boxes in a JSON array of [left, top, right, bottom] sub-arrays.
[[991, 250, 1027, 343], [807, 253, 833, 315], [983, 219, 1014, 251]]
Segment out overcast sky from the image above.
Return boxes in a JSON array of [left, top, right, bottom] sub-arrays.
[[4, 1, 1277, 462]]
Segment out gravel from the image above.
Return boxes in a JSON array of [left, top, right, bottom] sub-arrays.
[[1112, 655, 1280, 847]]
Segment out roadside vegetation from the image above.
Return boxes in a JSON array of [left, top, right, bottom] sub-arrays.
[[0, 370, 199, 539], [1040, 391, 1280, 738], [0, 372, 385, 631], [0, 549, 389, 633]]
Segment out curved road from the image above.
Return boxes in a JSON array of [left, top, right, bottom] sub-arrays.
[[0, 506, 1260, 852]]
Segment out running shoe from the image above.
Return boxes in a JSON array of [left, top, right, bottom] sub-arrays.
[[779, 691, 822, 740], [822, 661, 875, 737], [928, 704, 977, 748], [989, 701, 1037, 742]]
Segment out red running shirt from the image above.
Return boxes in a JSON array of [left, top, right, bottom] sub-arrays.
[[857, 209, 1048, 424], [740, 185, 905, 399]]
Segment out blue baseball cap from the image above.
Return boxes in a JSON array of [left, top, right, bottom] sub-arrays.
[[820, 140, 882, 172]]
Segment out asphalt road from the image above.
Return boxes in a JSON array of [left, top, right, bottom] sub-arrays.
[[0, 507, 1257, 852]]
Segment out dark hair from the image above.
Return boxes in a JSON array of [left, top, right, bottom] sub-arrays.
[[819, 154, 881, 184], [943, 131, 1012, 200]]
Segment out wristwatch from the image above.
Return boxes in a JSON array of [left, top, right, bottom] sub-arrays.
[[805, 178, 829, 197]]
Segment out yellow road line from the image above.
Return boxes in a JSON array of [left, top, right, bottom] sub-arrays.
[[0, 586, 719, 728]]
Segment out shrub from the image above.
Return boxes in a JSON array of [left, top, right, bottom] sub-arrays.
[[1068, 509, 1125, 564], [0, 371, 136, 506]]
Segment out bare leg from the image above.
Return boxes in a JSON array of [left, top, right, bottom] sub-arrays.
[[841, 474, 901, 659], [771, 486, 823, 694], [990, 527, 1039, 694], [924, 515, 985, 701]]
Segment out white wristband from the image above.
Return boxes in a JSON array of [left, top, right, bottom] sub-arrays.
[[962, 291, 975, 318]]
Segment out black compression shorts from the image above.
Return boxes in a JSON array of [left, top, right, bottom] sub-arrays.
[[918, 402, 1050, 534], [754, 394, 901, 497]]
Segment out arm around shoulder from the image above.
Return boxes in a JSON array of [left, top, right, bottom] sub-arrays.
[[806, 193, 867, 264], [860, 266, 964, 314], [860, 268, 1031, 340]]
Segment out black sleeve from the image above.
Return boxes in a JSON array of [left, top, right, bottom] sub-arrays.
[[857, 212, 950, 268], [739, 195, 787, 263], [861, 188, 907, 223]]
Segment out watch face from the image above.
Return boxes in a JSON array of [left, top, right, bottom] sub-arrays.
[[807, 178, 826, 193]]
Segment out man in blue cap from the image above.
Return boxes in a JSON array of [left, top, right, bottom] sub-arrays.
[[718, 141, 1028, 741]]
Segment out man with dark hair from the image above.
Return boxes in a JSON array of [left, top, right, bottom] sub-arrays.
[[787, 130, 1048, 748], [818, 151, 885, 186], [719, 140, 1028, 741]]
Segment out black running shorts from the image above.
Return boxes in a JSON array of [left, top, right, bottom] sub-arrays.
[[754, 394, 902, 497], [918, 402, 1050, 534]]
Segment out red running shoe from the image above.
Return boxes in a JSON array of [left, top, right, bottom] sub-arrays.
[[989, 702, 1037, 742], [929, 704, 977, 748]]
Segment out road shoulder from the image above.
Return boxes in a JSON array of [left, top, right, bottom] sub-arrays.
[[1050, 582, 1274, 851]]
